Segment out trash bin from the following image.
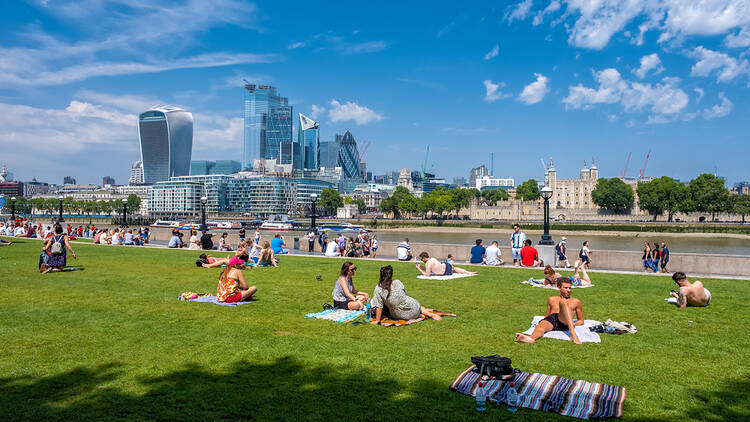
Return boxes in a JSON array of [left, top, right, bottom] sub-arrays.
[[294, 237, 299, 250]]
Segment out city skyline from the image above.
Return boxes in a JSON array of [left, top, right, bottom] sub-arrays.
[[1, 1, 749, 185]]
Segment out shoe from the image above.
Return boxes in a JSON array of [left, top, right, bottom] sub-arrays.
[[323, 303, 333, 311]]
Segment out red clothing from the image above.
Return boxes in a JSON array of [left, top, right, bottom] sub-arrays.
[[520, 246, 538, 266]]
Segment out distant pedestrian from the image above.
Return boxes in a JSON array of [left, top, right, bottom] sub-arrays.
[[307, 229, 315, 252], [579, 241, 591, 269], [371, 235, 379, 258], [660, 242, 670, 273], [238, 227, 246, 242], [318, 231, 328, 255], [470, 239, 486, 264], [510, 224, 526, 266], [651, 242, 661, 272], [555, 237, 570, 268], [642, 241, 652, 272]]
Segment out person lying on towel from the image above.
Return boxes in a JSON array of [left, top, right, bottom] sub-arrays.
[[543, 262, 592, 287], [370, 265, 444, 325], [199, 248, 251, 268], [670, 271, 711, 308], [216, 257, 257, 303], [516, 277, 584, 344], [415, 252, 477, 277]]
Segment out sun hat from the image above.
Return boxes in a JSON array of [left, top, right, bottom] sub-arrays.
[[228, 257, 245, 266], [561, 237, 567, 242]]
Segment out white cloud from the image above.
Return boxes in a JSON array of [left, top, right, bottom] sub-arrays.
[[543, 1, 750, 50], [310, 104, 326, 120], [75, 90, 162, 114], [725, 26, 750, 47], [694, 87, 705, 103], [533, 0, 561, 26], [505, 0, 534, 23], [483, 80, 512, 103], [703, 92, 733, 119], [563, 68, 689, 116], [633, 53, 665, 78], [342, 41, 388, 54], [328, 99, 383, 125], [484, 44, 500, 60], [519, 73, 549, 104], [287, 41, 308, 49], [689, 46, 749, 82]]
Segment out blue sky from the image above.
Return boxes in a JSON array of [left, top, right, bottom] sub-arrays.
[[1, 0, 749, 186]]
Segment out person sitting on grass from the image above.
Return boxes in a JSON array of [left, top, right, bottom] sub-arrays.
[[271, 233, 289, 255], [39, 224, 77, 274], [415, 251, 477, 277], [520, 239, 544, 267], [216, 257, 257, 303], [371, 265, 444, 325], [670, 272, 711, 308], [218, 232, 233, 251], [258, 241, 278, 267], [515, 277, 584, 345], [332, 261, 369, 310], [542, 262, 592, 287]]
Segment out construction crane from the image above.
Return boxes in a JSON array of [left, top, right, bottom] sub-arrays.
[[540, 158, 548, 172], [639, 150, 651, 180], [621, 152, 632, 179], [421, 145, 434, 181], [358, 140, 371, 161]]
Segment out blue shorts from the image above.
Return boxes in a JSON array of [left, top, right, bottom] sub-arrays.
[[443, 262, 453, 276], [512, 248, 522, 260], [581, 256, 590, 264]]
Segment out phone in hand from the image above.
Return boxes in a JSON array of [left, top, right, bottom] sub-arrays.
[[670, 289, 677, 294]]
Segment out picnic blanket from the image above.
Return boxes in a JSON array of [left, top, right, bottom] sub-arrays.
[[178, 292, 253, 307], [522, 316, 602, 343], [521, 278, 595, 289], [304, 309, 364, 323], [379, 311, 456, 327], [417, 273, 475, 280], [450, 365, 626, 419]]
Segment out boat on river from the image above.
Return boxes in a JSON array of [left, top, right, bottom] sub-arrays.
[[318, 222, 371, 233]]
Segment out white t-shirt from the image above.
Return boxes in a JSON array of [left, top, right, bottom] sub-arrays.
[[485, 245, 502, 265], [397, 242, 411, 260], [111, 232, 121, 245], [325, 241, 338, 256]]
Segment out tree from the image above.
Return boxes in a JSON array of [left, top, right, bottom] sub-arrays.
[[467, 188, 481, 198], [689, 173, 730, 220], [126, 194, 141, 214], [379, 196, 398, 217], [591, 178, 634, 213], [515, 179, 540, 201], [353, 198, 366, 213], [319, 188, 343, 215], [637, 180, 663, 220], [450, 188, 472, 215], [638, 177, 692, 221], [481, 188, 509, 205], [733, 194, 750, 223], [398, 195, 419, 218]]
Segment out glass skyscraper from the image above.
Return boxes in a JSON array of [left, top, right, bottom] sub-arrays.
[[266, 105, 293, 163], [319, 141, 339, 169], [138, 106, 193, 185], [298, 113, 319, 170], [243, 84, 288, 170]]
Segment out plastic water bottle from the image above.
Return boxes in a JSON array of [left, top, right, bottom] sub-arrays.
[[506, 382, 519, 412], [475, 376, 488, 411], [364, 304, 371, 322]]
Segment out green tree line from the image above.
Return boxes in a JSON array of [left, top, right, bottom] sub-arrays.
[[8, 195, 142, 216]]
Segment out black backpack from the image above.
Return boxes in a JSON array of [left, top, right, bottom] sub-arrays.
[[470, 355, 516, 379]]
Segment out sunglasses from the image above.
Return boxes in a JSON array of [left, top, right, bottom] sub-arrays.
[[350, 267, 357, 271]]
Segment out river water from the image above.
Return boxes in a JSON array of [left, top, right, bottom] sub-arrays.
[[275, 229, 750, 256]]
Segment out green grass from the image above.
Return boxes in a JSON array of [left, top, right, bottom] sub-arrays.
[[1, 237, 748, 421]]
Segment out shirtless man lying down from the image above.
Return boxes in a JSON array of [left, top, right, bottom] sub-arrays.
[[670, 271, 711, 308], [415, 252, 477, 277]]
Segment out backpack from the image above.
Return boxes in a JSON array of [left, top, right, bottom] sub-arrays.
[[51, 235, 64, 255], [470, 355, 516, 379], [555, 243, 561, 253]]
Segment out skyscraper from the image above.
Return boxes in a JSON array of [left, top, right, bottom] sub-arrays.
[[129, 161, 144, 185], [138, 106, 193, 185], [337, 131, 362, 180], [243, 84, 288, 170], [266, 105, 293, 163], [298, 113, 320, 170], [319, 141, 339, 169]]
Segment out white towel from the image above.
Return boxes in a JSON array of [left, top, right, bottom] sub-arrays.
[[522, 316, 602, 343], [417, 273, 476, 280], [664, 297, 678, 304], [520, 279, 595, 289]]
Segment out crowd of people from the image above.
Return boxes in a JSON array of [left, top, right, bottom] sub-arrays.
[[642, 241, 670, 273], [314, 230, 379, 259]]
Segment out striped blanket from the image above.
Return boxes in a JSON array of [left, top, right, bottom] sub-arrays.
[[379, 311, 456, 327], [450, 365, 626, 419], [304, 309, 365, 323], [179, 294, 253, 307]]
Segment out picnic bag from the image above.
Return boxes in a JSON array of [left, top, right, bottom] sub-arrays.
[[470, 355, 516, 379]]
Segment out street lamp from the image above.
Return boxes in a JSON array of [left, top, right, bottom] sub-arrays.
[[199, 196, 208, 232], [58, 195, 65, 223], [539, 186, 554, 245], [122, 198, 128, 228], [10, 196, 16, 222], [310, 193, 318, 233]]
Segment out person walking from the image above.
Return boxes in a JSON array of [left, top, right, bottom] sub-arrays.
[[660, 242, 670, 273], [642, 241, 652, 272], [555, 237, 570, 268], [651, 242, 661, 272], [510, 224, 526, 266], [579, 241, 591, 269], [307, 229, 316, 252]]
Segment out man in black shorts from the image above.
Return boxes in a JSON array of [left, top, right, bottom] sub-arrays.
[[515, 278, 584, 344]]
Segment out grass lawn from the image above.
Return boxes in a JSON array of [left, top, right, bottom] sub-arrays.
[[1, 237, 748, 421]]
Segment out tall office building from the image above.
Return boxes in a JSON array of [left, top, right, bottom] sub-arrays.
[[266, 105, 293, 163], [243, 84, 288, 170], [190, 160, 241, 176], [337, 131, 362, 179], [63, 176, 76, 185], [102, 176, 115, 186], [138, 106, 193, 185], [298, 113, 320, 170], [129, 161, 144, 185], [319, 141, 340, 169]]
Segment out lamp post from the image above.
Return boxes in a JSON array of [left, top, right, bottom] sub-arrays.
[[121, 198, 128, 228], [58, 195, 65, 223], [539, 186, 554, 245], [310, 193, 318, 233], [10, 196, 16, 222], [199, 196, 208, 232]]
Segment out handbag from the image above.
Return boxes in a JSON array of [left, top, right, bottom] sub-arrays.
[[470, 355, 516, 379]]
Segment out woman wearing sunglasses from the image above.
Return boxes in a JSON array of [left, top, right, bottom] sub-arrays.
[[332, 261, 370, 310]]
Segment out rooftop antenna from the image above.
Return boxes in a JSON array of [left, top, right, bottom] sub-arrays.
[[490, 152, 494, 177]]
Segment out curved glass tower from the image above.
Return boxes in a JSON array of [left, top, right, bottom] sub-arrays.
[[338, 130, 362, 179], [138, 106, 193, 185]]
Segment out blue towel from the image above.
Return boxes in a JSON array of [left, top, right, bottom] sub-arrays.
[[181, 295, 253, 307], [304, 309, 364, 323]]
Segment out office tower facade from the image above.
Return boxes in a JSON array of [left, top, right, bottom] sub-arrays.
[[129, 161, 144, 185], [337, 131, 362, 179], [469, 165, 490, 188], [102, 176, 115, 186], [138, 106, 193, 185], [63, 176, 76, 185], [319, 141, 340, 169], [190, 160, 241, 176], [266, 105, 293, 162], [243, 84, 288, 170], [299, 113, 320, 170]]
